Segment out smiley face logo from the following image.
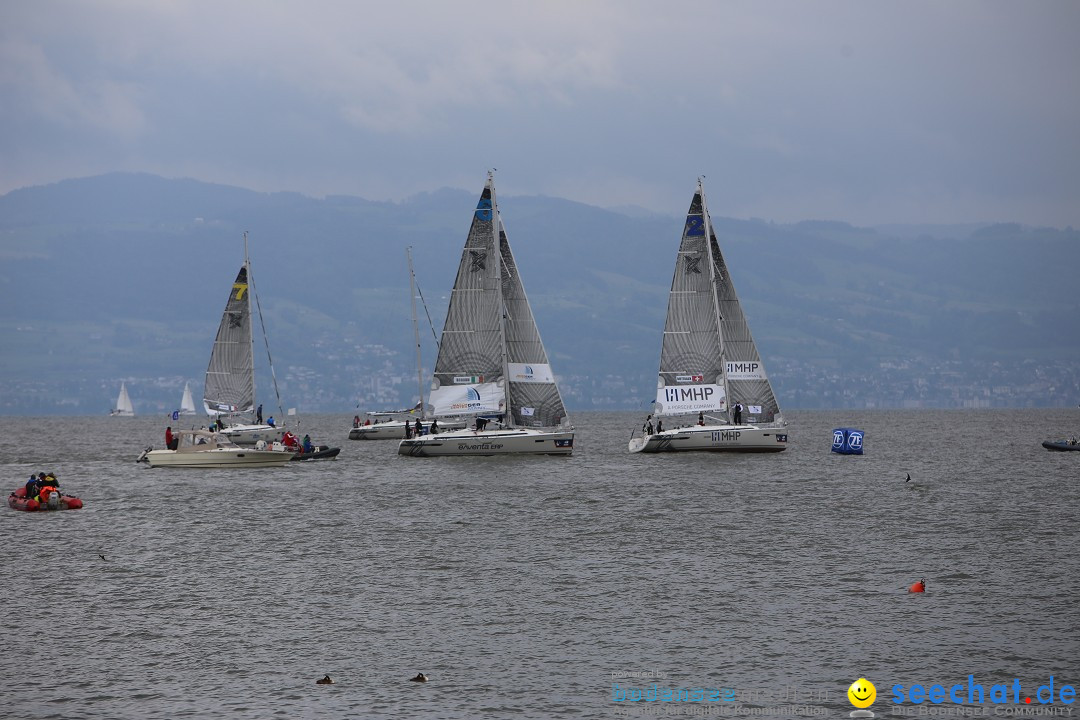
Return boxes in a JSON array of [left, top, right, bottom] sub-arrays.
[[848, 678, 876, 708]]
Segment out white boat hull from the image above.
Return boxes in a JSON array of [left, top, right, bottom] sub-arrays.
[[143, 448, 294, 468], [349, 419, 466, 440], [398, 427, 575, 457], [219, 424, 280, 446], [628, 424, 787, 454]]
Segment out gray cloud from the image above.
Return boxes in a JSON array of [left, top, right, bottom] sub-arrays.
[[1, 0, 1077, 225]]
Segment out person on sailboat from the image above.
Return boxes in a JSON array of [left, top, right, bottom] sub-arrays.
[[430, 419, 439, 434], [697, 412, 705, 426], [733, 403, 743, 425], [643, 415, 654, 435], [353, 415, 361, 428], [656, 419, 664, 433], [414, 418, 423, 436], [257, 404, 263, 424], [475, 417, 489, 432], [266, 416, 275, 428]]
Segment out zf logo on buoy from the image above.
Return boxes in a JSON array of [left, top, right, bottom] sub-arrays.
[[847, 432, 863, 450]]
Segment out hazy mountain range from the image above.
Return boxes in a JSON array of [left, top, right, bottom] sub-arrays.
[[1, 173, 1077, 415]]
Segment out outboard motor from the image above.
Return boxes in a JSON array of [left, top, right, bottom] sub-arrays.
[[46, 490, 61, 510], [255, 440, 267, 450]]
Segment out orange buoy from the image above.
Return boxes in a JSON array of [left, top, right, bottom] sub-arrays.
[[908, 579, 926, 593]]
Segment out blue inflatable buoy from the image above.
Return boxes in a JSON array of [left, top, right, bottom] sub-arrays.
[[832, 428, 864, 455]]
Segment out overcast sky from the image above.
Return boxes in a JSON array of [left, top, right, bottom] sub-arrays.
[[2, 1, 1078, 226]]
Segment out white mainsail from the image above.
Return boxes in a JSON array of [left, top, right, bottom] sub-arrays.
[[630, 179, 786, 454], [112, 382, 135, 416], [179, 382, 196, 415], [399, 173, 573, 457]]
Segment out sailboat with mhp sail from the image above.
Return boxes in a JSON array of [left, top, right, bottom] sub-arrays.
[[629, 179, 787, 453]]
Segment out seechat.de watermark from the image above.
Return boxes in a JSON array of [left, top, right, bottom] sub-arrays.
[[848, 675, 1075, 717]]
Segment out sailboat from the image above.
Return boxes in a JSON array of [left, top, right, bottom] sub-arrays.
[[398, 173, 574, 457], [349, 248, 464, 440], [629, 179, 788, 454], [203, 234, 279, 446], [179, 382, 197, 415], [111, 382, 135, 416]]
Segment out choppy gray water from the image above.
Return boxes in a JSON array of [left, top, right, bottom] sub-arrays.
[[2, 410, 1078, 719]]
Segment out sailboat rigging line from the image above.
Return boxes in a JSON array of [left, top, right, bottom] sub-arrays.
[[408, 247, 426, 417], [414, 270, 441, 350], [248, 254, 285, 423]]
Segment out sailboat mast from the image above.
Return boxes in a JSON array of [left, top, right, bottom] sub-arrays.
[[698, 179, 732, 420], [490, 171, 512, 426], [407, 247, 425, 419], [244, 231, 256, 416]]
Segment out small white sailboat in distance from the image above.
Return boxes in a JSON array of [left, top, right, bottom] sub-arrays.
[[629, 178, 787, 454], [111, 382, 135, 416], [398, 172, 574, 457], [179, 382, 197, 415]]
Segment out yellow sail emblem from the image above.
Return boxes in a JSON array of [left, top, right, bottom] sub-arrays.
[[232, 282, 248, 300]]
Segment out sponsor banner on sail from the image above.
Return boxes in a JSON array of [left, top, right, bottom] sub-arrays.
[[507, 363, 555, 384], [429, 382, 504, 416], [725, 361, 767, 381], [655, 384, 726, 415], [205, 400, 251, 415]]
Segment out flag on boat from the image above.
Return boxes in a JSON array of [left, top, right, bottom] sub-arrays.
[[287, 408, 296, 416], [171, 410, 179, 421]]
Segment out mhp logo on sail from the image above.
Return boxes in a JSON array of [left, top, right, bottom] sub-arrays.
[[664, 386, 715, 402]]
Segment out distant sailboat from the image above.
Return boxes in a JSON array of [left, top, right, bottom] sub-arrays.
[[111, 382, 135, 416], [629, 179, 787, 453], [179, 382, 196, 415]]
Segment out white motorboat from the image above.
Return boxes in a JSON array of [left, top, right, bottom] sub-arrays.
[[139, 430, 293, 468]]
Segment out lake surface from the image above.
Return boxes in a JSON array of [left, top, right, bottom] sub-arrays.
[[2, 409, 1078, 719]]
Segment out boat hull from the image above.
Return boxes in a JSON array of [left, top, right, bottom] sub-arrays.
[[349, 419, 465, 440], [628, 424, 788, 453], [218, 424, 281, 446], [9, 488, 83, 511], [1042, 440, 1080, 452], [290, 446, 341, 461], [143, 448, 294, 468], [398, 428, 575, 457]]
